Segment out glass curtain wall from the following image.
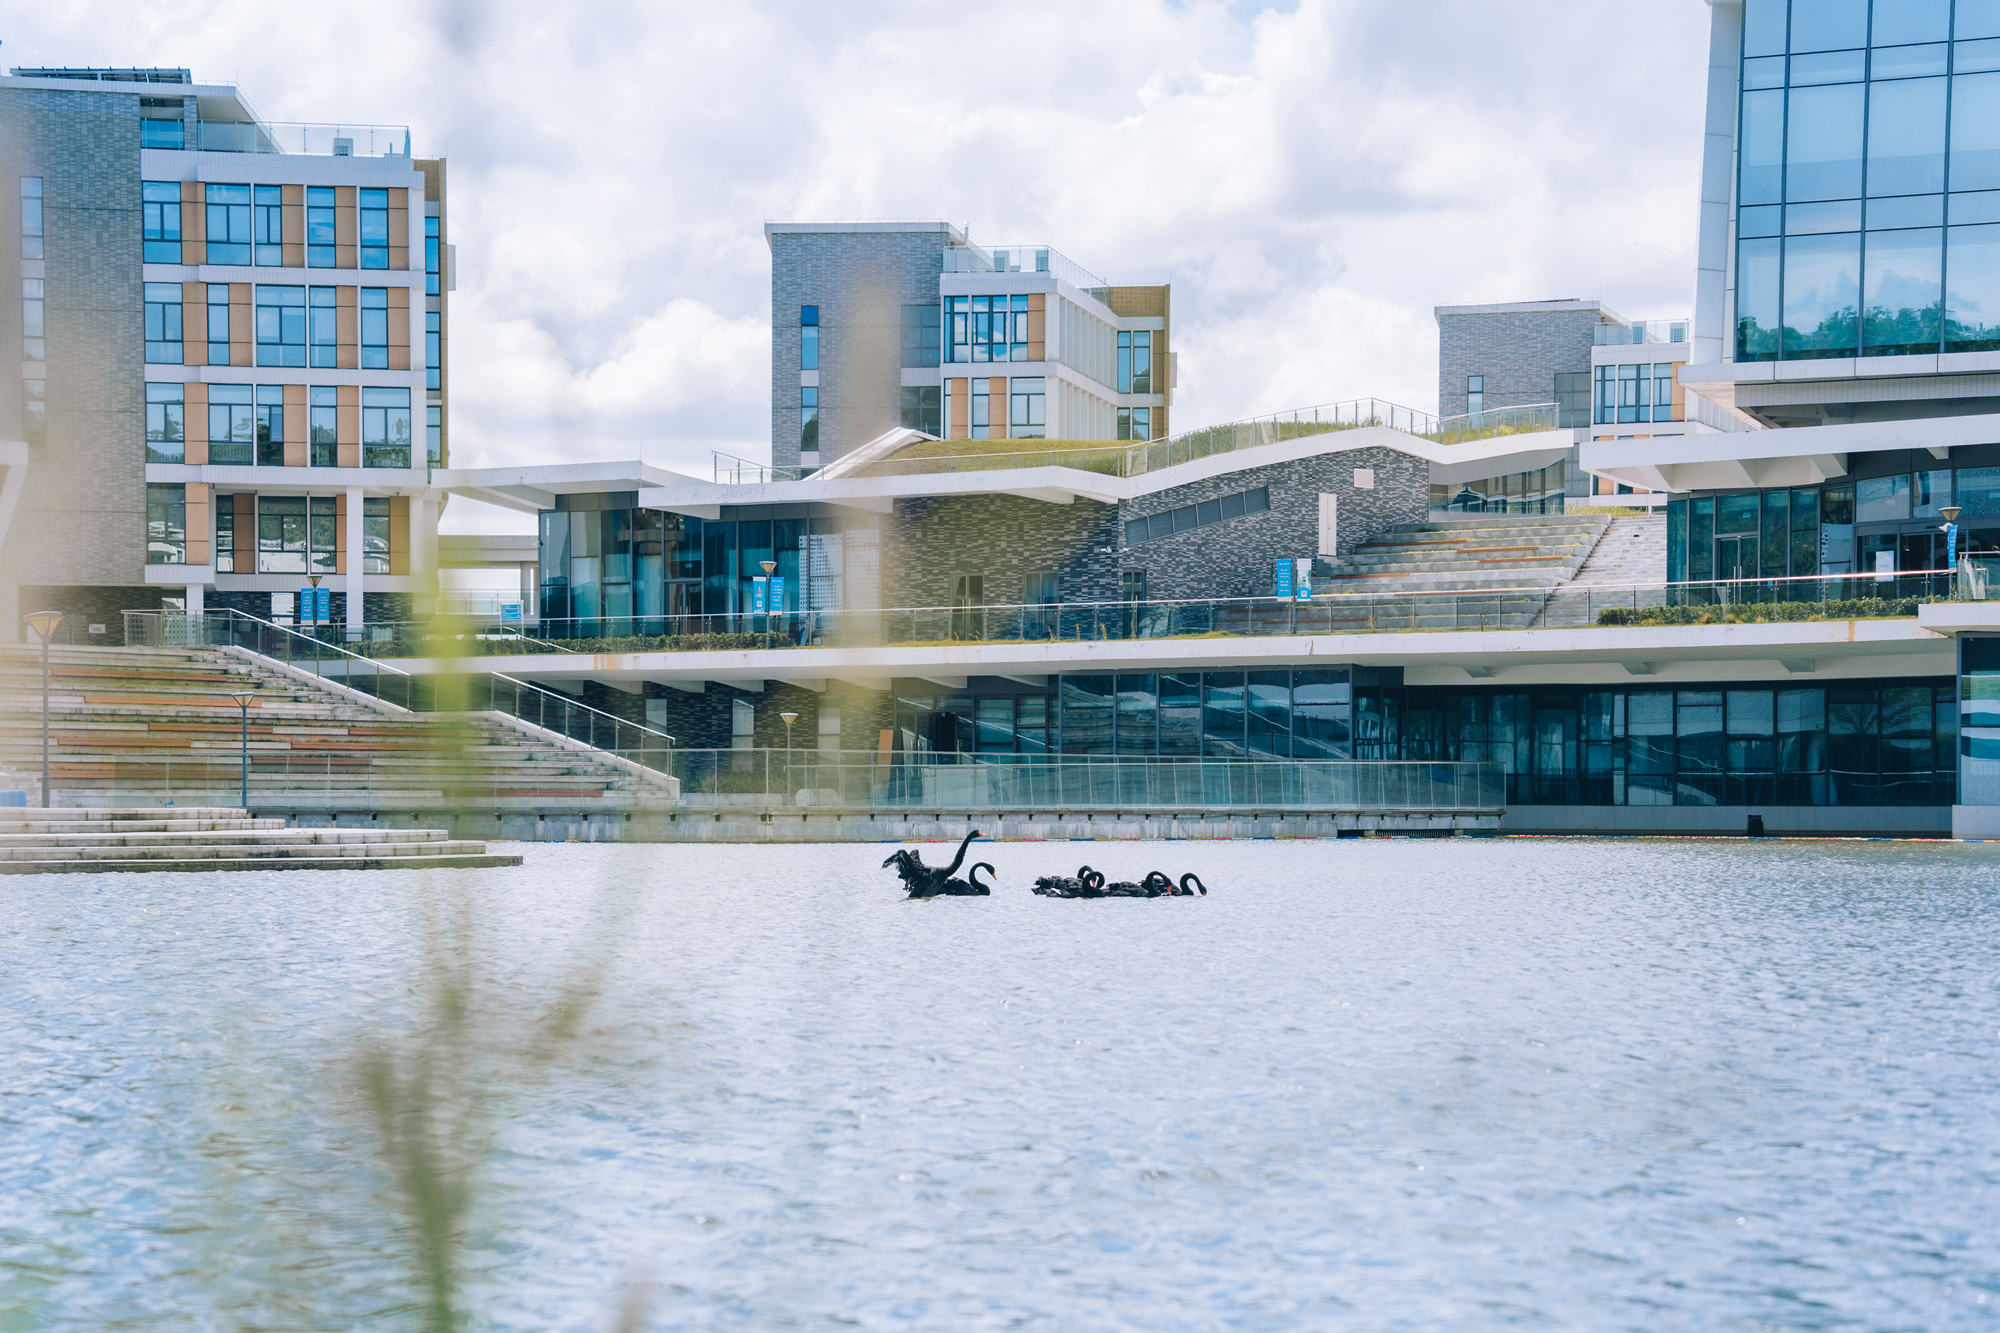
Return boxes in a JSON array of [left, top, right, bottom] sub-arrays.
[[1736, 0, 2000, 360], [538, 495, 847, 635]]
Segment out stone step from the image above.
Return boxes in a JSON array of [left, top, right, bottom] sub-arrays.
[[0, 825, 465, 848], [0, 852, 525, 874], [0, 838, 497, 863]]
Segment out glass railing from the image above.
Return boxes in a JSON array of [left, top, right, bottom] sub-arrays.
[[318, 566, 1976, 660], [712, 450, 810, 483], [194, 120, 411, 157], [1594, 320, 1690, 346], [941, 243, 1109, 292], [659, 750, 1505, 815]]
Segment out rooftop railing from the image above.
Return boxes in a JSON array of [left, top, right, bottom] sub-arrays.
[[1594, 320, 1689, 346], [713, 450, 810, 484], [194, 120, 412, 157], [314, 564, 1984, 661], [941, 243, 1110, 293]]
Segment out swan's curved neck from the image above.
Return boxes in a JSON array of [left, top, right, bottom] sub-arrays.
[[940, 830, 976, 876]]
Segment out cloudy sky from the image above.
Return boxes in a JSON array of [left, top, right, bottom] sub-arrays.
[[12, 0, 1711, 532]]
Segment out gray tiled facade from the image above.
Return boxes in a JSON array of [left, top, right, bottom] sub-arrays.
[[875, 448, 1428, 608], [769, 228, 953, 469], [1121, 447, 1428, 600], [1436, 304, 1607, 417], [0, 88, 149, 636]]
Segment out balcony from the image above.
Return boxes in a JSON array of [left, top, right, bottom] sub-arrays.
[[192, 120, 412, 157], [1594, 320, 1689, 346]]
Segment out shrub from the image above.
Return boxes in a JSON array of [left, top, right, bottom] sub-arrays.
[[1596, 597, 1924, 627]]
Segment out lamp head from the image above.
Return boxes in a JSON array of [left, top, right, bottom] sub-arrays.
[[780, 711, 799, 725], [1940, 505, 1963, 524], [308, 574, 322, 587], [230, 690, 256, 707], [760, 560, 777, 576], [24, 610, 62, 643]]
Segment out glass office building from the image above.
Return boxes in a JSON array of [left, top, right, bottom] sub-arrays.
[[1735, 0, 2000, 361]]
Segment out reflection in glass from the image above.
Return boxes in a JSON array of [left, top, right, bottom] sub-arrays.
[[1737, 236, 1782, 359], [1782, 229, 1861, 356], [1950, 72, 2000, 193], [1873, 0, 1947, 46], [1866, 77, 1946, 195], [1946, 223, 2000, 350], [1742, 0, 1789, 56], [1785, 83, 1865, 201], [1862, 226, 1943, 354], [1856, 473, 1912, 523], [1869, 43, 1947, 78], [1739, 89, 1785, 206], [1789, 0, 1866, 53]]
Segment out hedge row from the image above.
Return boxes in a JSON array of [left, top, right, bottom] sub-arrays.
[[1595, 597, 1924, 627]]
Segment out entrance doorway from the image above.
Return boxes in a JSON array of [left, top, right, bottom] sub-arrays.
[[1715, 535, 1756, 585]]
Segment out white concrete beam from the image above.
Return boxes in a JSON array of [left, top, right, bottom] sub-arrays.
[[663, 679, 706, 694], [1623, 662, 1657, 676], [773, 677, 827, 692], [918, 675, 967, 689]]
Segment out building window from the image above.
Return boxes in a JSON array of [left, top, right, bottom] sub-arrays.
[[1653, 363, 1675, 420], [1617, 364, 1649, 423], [363, 497, 392, 573], [257, 495, 307, 573], [426, 310, 441, 390], [427, 404, 442, 468], [901, 304, 940, 367], [145, 383, 184, 462], [359, 288, 388, 368], [1121, 569, 1147, 603], [146, 483, 187, 564], [207, 284, 231, 365], [144, 282, 182, 363], [140, 114, 181, 149], [970, 379, 990, 439], [1124, 486, 1270, 546], [1554, 370, 1590, 429], [255, 285, 305, 367], [21, 278, 44, 361], [306, 187, 335, 267], [310, 497, 338, 575], [1466, 373, 1485, 417], [309, 286, 336, 367], [255, 385, 286, 466], [424, 215, 440, 295], [362, 386, 411, 468], [215, 499, 234, 573], [1118, 329, 1152, 393], [22, 376, 45, 447], [1593, 365, 1615, 424], [1117, 405, 1152, 441], [800, 305, 819, 371], [947, 295, 1028, 363], [253, 185, 283, 265], [1009, 376, 1046, 438], [142, 181, 181, 262], [205, 184, 251, 265], [899, 385, 940, 435], [310, 386, 338, 467], [358, 188, 389, 269], [208, 383, 253, 465], [801, 386, 818, 453], [21, 177, 43, 259]]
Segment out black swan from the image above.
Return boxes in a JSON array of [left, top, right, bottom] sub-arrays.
[[1033, 865, 1105, 898], [883, 830, 982, 898], [936, 862, 995, 896], [1101, 870, 1176, 897], [1174, 872, 1208, 896]]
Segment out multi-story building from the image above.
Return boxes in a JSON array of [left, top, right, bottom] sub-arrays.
[[1586, 317, 1696, 499], [765, 222, 1171, 471], [0, 67, 450, 641]]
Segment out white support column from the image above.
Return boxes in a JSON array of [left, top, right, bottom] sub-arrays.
[[519, 561, 535, 613], [410, 496, 439, 610], [345, 486, 365, 638], [184, 583, 204, 615]]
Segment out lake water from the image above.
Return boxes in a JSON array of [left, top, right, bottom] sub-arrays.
[[6, 837, 2000, 1329]]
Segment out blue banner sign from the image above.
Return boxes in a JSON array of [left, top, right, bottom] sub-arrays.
[[499, 602, 523, 625], [770, 575, 785, 611], [752, 576, 768, 615], [1275, 559, 1293, 598]]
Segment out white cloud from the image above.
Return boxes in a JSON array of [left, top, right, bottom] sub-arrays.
[[8, 0, 1712, 533]]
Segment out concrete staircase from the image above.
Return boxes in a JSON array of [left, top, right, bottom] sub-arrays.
[[0, 806, 521, 873], [1535, 513, 1670, 627], [0, 644, 678, 817], [1309, 514, 1615, 630]]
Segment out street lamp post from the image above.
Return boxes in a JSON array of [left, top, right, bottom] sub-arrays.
[[1941, 505, 1963, 599], [230, 690, 256, 809], [25, 610, 63, 808], [760, 559, 778, 639], [780, 710, 799, 804], [307, 574, 323, 678]]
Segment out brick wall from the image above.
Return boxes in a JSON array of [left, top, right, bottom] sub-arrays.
[[1437, 307, 1603, 416], [882, 493, 1122, 609], [0, 89, 148, 619], [769, 229, 951, 468], [18, 584, 163, 644]]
